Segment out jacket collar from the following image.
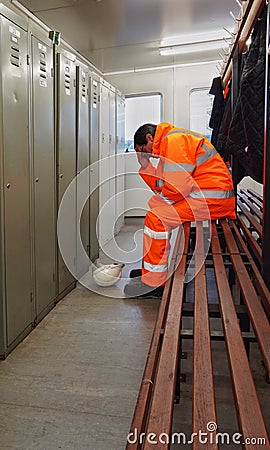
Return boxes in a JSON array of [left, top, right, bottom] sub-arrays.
[[152, 122, 174, 156]]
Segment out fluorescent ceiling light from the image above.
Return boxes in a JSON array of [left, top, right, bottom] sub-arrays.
[[159, 39, 228, 56], [160, 29, 233, 47], [104, 60, 220, 76]]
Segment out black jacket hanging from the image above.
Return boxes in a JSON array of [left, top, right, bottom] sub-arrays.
[[216, 88, 232, 161], [222, 9, 266, 183], [209, 76, 225, 147]]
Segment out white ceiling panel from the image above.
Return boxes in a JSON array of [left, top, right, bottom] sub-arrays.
[[17, 0, 241, 73]]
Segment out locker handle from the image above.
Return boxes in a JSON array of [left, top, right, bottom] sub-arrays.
[[6, 183, 11, 189], [60, 174, 64, 179], [35, 178, 39, 182]]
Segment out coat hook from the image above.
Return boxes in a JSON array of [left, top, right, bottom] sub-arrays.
[[223, 36, 231, 44], [230, 10, 242, 22], [221, 48, 230, 57], [223, 27, 237, 36], [218, 51, 226, 61], [221, 46, 228, 54], [217, 61, 223, 69], [235, 0, 242, 8]]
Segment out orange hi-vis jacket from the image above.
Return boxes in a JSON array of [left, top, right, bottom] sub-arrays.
[[139, 122, 236, 287]]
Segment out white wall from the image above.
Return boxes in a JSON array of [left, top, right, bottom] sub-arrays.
[[106, 62, 217, 127]]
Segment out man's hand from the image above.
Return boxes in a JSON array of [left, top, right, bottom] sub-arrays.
[[137, 150, 150, 169]]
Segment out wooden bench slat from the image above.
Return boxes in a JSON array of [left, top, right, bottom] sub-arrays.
[[240, 189, 263, 213], [247, 188, 263, 206], [221, 220, 270, 376], [193, 222, 218, 449], [237, 199, 262, 238], [238, 191, 263, 223], [143, 228, 190, 450], [126, 226, 186, 450], [237, 216, 262, 265], [230, 220, 270, 318], [212, 222, 269, 448]]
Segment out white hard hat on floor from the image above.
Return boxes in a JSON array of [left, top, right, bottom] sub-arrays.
[[93, 263, 125, 287]]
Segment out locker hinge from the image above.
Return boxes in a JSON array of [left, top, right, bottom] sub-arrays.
[[53, 272, 55, 282], [30, 292, 33, 303], [27, 54, 30, 65], [73, 79, 76, 88], [51, 67, 55, 78]]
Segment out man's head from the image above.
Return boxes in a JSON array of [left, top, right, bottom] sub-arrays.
[[134, 123, 157, 155]]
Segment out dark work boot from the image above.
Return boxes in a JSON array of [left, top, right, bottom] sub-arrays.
[[124, 279, 164, 298], [129, 268, 142, 278]]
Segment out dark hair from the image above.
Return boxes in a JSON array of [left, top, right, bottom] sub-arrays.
[[134, 123, 157, 147]]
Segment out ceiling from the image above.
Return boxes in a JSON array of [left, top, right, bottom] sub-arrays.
[[16, 0, 241, 74]]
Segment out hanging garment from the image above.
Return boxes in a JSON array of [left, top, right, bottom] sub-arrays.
[[216, 89, 232, 161], [209, 76, 225, 147], [139, 122, 236, 287], [223, 9, 267, 183]]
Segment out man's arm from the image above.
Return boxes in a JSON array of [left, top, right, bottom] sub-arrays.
[[137, 153, 162, 192]]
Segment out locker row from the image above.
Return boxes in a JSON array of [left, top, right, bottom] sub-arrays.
[[0, 3, 125, 357]]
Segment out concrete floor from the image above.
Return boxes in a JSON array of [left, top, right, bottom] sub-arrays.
[[0, 221, 269, 449], [0, 285, 159, 449]]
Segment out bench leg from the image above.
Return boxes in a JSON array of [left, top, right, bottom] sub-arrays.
[[174, 329, 187, 404], [239, 311, 250, 358]]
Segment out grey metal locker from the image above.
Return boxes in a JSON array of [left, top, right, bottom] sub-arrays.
[[115, 92, 125, 234], [30, 30, 56, 319], [89, 73, 100, 261], [76, 64, 90, 277], [0, 11, 32, 353], [109, 86, 116, 236], [56, 49, 77, 296], [99, 79, 110, 247]]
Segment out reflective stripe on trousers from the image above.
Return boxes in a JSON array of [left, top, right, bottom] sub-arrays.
[[142, 213, 171, 287]]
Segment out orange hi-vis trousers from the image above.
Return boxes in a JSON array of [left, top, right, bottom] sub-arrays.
[[142, 199, 195, 287], [141, 194, 235, 287]]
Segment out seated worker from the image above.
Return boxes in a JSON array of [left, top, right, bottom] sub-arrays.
[[124, 122, 236, 298]]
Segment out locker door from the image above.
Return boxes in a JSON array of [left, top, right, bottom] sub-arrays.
[[89, 75, 100, 260], [76, 65, 89, 277], [99, 82, 110, 247], [57, 51, 77, 295], [109, 87, 116, 236], [0, 16, 32, 346], [115, 94, 125, 233], [31, 35, 56, 318]]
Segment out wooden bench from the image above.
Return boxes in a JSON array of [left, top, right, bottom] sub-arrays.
[[237, 188, 263, 266], [126, 219, 270, 450]]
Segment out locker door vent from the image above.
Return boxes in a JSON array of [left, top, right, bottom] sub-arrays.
[[10, 34, 20, 68], [38, 43, 48, 88], [92, 80, 98, 109], [64, 61, 71, 95], [81, 72, 87, 103]]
